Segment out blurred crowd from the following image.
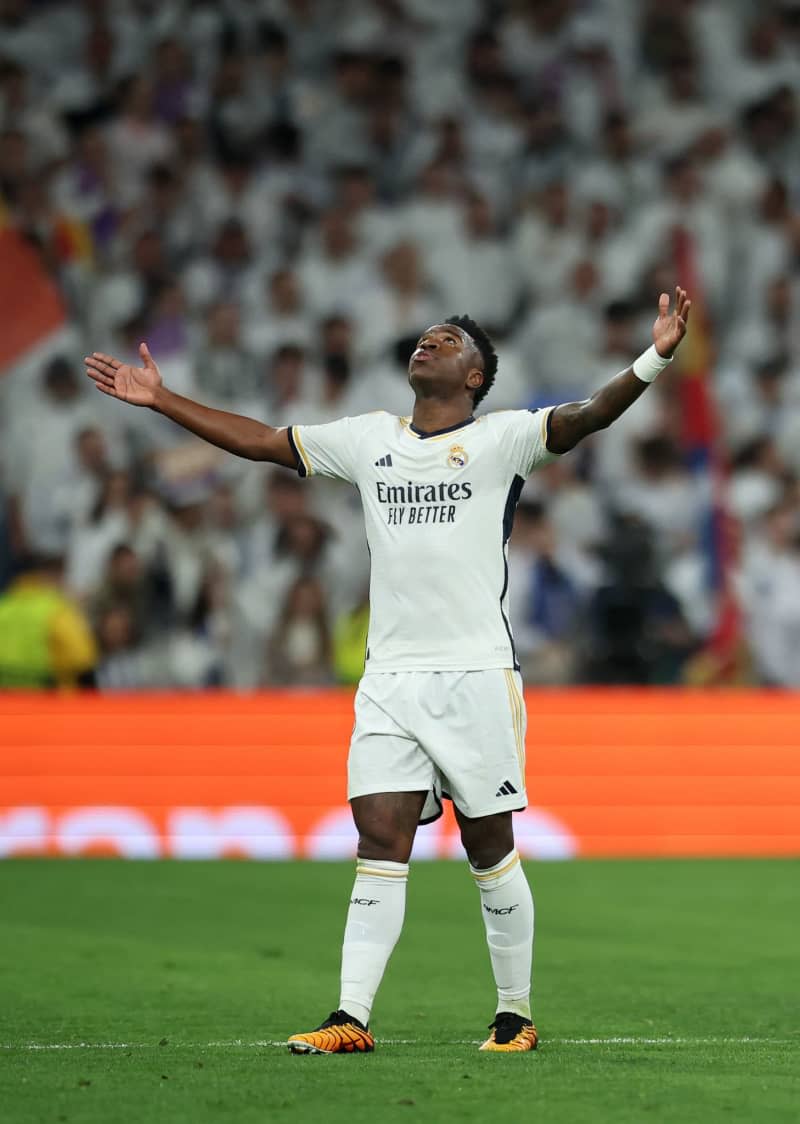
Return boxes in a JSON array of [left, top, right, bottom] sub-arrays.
[[0, 0, 798, 690]]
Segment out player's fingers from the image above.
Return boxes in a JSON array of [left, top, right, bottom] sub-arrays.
[[84, 360, 115, 381], [85, 354, 116, 375], [84, 362, 114, 385], [84, 366, 113, 386], [91, 351, 121, 369], [140, 341, 155, 368], [93, 381, 116, 397], [658, 292, 670, 317], [682, 299, 692, 324]]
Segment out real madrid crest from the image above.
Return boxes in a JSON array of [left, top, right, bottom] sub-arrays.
[[447, 444, 468, 469]]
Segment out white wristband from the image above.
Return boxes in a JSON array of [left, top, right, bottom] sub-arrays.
[[632, 344, 673, 384]]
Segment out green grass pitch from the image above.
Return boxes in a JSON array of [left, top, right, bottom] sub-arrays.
[[0, 859, 797, 1124]]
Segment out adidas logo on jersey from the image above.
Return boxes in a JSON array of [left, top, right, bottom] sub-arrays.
[[375, 454, 393, 467], [496, 780, 518, 797]]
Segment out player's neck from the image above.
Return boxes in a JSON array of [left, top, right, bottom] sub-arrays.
[[410, 401, 474, 435]]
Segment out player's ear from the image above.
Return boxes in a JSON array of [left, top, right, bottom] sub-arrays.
[[466, 367, 484, 393]]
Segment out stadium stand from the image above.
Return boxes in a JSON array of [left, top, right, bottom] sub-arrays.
[[0, 0, 798, 688]]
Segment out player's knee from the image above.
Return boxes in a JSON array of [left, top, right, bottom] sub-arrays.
[[354, 806, 414, 860], [458, 813, 515, 870], [357, 824, 414, 863], [351, 793, 423, 862]]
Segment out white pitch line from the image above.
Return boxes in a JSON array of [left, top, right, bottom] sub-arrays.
[[0, 1036, 795, 1051]]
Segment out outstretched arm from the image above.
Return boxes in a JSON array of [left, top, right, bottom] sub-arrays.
[[547, 288, 691, 455], [85, 344, 297, 467]]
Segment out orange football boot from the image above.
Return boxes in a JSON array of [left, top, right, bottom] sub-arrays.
[[479, 1012, 539, 1052], [288, 1010, 374, 1055]]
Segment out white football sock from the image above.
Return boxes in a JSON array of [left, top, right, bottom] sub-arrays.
[[339, 858, 409, 1027], [470, 849, 534, 1020]]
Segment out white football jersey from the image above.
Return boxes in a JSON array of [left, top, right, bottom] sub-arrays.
[[288, 409, 559, 673]]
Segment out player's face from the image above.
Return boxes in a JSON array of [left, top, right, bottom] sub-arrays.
[[408, 325, 483, 402]]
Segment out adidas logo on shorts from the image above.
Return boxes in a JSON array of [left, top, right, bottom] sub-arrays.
[[496, 780, 518, 797]]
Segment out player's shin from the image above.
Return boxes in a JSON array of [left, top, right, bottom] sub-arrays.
[[339, 859, 409, 1027], [470, 850, 534, 1020]]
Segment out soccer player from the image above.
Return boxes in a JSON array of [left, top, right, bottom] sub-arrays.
[[85, 287, 691, 1053]]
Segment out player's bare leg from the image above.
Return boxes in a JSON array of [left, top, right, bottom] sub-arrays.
[[288, 791, 425, 1054], [456, 808, 538, 1052], [351, 791, 425, 863]]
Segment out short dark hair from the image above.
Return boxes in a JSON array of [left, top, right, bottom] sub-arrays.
[[604, 299, 636, 323], [43, 356, 76, 388], [272, 343, 305, 364], [445, 314, 497, 408], [257, 21, 288, 52]]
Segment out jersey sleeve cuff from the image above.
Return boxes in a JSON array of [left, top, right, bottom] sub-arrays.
[[287, 426, 313, 478]]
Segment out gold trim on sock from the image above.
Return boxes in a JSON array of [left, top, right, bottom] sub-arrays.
[[355, 865, 409, 879], [471, 851, 520, 882]]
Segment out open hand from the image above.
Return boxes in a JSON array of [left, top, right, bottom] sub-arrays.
[[84, 343, 162, 407], [653, 287, 691, 358]]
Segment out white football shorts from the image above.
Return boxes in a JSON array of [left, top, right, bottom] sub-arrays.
[[348, 669, 527, 823]]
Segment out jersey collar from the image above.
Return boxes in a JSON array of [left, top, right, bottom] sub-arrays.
[[405, 416, 477, 440]]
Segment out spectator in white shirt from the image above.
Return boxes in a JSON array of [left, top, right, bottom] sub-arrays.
[[66, 470, 132, 598], [193, 151, 279, 259], [105, 76, 174, 206], [193, 301, 260, 409], [398, 158, 464, 259], [243, 267, 313, 359], [515, 178, 583, 306], [5, 358, 101, 557], [183, 217, 264, 311], [267, 344, 322, 428], [513, 258, 603, 402], [425, 193, 520, 335], [356, 241, 439, 363], [297, 206, 376, 319], [617, 436, 705, 559], [334, 164, 399, 257], [738, 501, 800, 686]]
